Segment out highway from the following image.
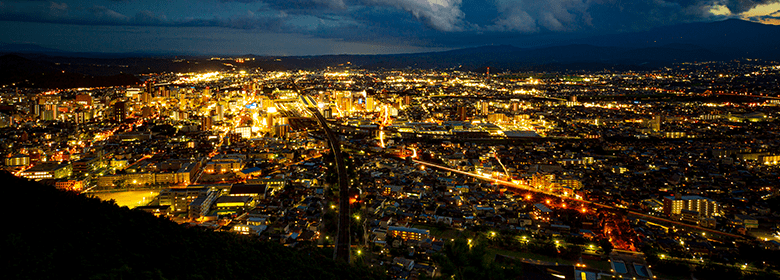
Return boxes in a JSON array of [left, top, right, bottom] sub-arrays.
[[411, 159, 746, 240]]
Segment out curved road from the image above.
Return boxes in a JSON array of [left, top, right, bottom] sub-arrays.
[[298, 92, 351, 262], [412, 159, 745, 240]]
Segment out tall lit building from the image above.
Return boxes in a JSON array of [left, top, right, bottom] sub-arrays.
[[75, 94, 93, 107], [20, 162, 72, 180], [159, 187, 215, 213], [41, 106, 57, 121], [387, 226, 430, 241], [650, 116, 661, 132], [125, 88, 142, 98], [274, 124, 289, 139], [323, 107, 333, 119], [663, 195, 719, 218], [235, 126, 252, 139], [5, 154, 30, 166], [113, 101, 127, 122], [201, 116, 212, 131], [457, 107, 468, 121], [366, 97, 376, 112], [141, 107, 153, 118], [216, 105, 224, 122], [141, 91, 151, 104], [488, 113, 506, 124]]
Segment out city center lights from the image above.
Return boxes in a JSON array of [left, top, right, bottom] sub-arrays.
[[5, 59, 780, 279]]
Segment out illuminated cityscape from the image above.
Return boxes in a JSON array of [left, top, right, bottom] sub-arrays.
[[3, 57, 780, 279], [4, 1, 780, 278]]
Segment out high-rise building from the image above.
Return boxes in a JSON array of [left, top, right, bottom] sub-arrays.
[[337, 96, 352, 114], [266, 114, 275, 129], [113, 101, 127, 122], [75, 109, 92, 124], [274, 124, 289, 139], [366, 97, 376, 112], [141, 91, 150, 104], [125, 88, 142, 98], [387, 226, 430, 241], [261, 97, 274, 110], [29, 100, 40, 116], [323, 107, 333, 119], [663, 195, 719, 218], [158, 187, 214, 214], [216, 105, 224, 122], [75, 94, 93, 107], [235, 126, 252, 139], [201, 116, 212, 131], [5, 154, 30, 166], [650, 116, 662, 132], [458, 107, 468, 121], [488, 113, 506, 124], [202, 87, 211, 102], [144, 107, 156, 118], [42, 108, 57, 121]]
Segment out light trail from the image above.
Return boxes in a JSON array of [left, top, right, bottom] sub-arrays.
[[493, 148, 511, 180], [412, 159, 746, 240]]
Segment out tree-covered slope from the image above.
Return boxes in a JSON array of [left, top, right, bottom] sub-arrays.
[[2, 171, 381, 280]]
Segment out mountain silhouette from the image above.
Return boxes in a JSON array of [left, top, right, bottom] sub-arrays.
[[1, 19, 778, 83]]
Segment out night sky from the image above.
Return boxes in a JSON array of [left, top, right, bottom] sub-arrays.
[[1, 0, 779, 56]]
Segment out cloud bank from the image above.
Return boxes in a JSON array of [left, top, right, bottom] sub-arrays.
[[0, 0, 778, 50]]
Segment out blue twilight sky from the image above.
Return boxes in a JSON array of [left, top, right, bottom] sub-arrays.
[[1, 0, 779, 56]]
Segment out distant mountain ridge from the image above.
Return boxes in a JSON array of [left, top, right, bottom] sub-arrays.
[[0, 54, 140, 88], [1, 19, 778, 88]]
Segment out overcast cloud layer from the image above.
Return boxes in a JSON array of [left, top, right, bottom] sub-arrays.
[[0, 0, 778, 55]]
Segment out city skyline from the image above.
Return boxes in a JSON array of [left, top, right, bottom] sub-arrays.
[[4, 1, 780, 279], [1, 0, 780, 55], [5, 61, 780, 279]]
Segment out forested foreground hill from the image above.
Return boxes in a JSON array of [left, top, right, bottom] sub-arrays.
[[1, 172, 382, 280]]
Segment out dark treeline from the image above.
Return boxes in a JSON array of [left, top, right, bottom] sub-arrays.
[[2, 171, 383, 280]]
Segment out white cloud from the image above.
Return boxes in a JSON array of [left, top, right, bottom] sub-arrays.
[[367, 0, 465, 31], [739, 2, 780, 17], [708, 4, 731, 16], [488, 0, 591, 32]]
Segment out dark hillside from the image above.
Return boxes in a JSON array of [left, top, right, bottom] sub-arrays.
[[2, 172, 381, 280], [0, 54, 141, 88]]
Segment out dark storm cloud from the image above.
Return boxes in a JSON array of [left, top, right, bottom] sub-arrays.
[[722, 0, 777, 12], [0, 2, 128, 25], [0, 1, 293, 31], [482, 0, 779, 33], [220, 0, 347, 12], [0, 0, 778, 51], [180, 10, 291, 31], [260, 0, 347, 10]]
